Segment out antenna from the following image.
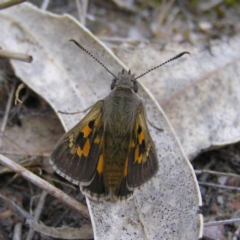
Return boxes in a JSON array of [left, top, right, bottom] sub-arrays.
[[70, 40, 190, 82], [134, 52, 190, 81], [70, 39, 117, 79]]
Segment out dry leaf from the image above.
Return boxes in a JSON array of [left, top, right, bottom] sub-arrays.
[[0, 3, 203, 239], [27, 219, 93, 239], [1, 115, 63, 157]]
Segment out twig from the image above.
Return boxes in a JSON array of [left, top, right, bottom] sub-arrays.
[[147, 119, 164, 132], [204, 218, 240, 227], [15, 83, 26, 105], [0, 149, 50, 158], [195, 169, 240, 179], [155, 0, 175, 39], [27, 191, 48, 240], [233, 226, 240, 240], [58, 105, 92, 115], [198, 181, 240, 191], [0, 154, 90, 219], [0, 49, 32, 63], [75, 0, 88, 26], [26, 219, 93, 239], [0, 80, 17, 149], [0, 194, 32, 219], [0, 0, 27, 9], [41, 0, 50, 10], [13, 222, 22, 240]]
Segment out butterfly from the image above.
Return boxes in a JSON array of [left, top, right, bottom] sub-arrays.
[[50, 40, 189, 201]]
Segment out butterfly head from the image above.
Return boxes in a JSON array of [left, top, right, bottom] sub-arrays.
[[111, 69, 138, 93]]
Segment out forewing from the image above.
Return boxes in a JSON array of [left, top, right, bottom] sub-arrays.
[[50, 100, 104, 185], [127, 102, 158, 188]]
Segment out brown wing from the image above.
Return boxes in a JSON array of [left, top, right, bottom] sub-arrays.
[[50, 100, 104, 186], [113, 103, 158, 200], [126, 103, 158, 188]]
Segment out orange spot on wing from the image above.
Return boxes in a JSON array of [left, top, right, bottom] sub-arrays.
[[138, 154, 143, 164], [138, 131, 144, 144], [76, 139, 90, 157], [83, 139, 90, 157], [134, 145, 143, 164], [82, 124, 92, 138], [97, 154, 104, 174], [77, 146, 83, 157]]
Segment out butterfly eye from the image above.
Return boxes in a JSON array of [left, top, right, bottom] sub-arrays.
[[111, 79, 117, 90], [133, 80, 138, 93]]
